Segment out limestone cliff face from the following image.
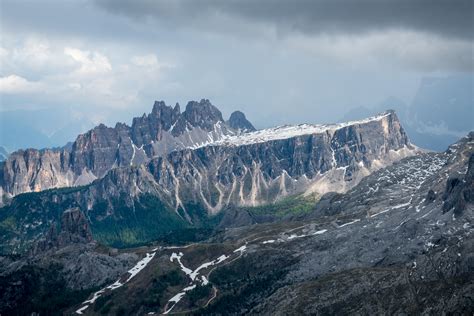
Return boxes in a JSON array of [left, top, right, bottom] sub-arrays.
[[0, 106, 416, 214], [0, 110, 422, 253], [0, 148, 73, 197], [0, 99, 243, 204], [11, 111, 417, 216], [138, 110, 417, 214]]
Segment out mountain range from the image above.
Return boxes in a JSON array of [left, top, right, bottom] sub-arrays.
[[0, 101, 418, 252], [0, 100, 472, 315], [2, 75, 471, 153], [0, 99, 255, 204]]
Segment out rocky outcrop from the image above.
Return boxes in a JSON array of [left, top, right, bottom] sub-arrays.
[[442, 146, 474, 215], [182, 99, 225, 130], [34, 207, 93, 253], [0, 99, 250, 203], [227, 110, 256, 132]]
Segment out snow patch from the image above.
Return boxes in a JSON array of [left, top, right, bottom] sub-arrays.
[[312, 229, 328, 235], [194, 112, 392, 148], [338, 219, 361, 227], [126, 252, 155, 282], [233, 245, 247, 253], [75, 305, 89, 315], [76, 251, 156, 314]]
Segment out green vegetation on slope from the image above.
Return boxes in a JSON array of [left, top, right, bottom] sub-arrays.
[[244, 194, 318, 218], [0, 187, 88, 254], [91, 195, 224, 248], [0, 186, 314, 254]]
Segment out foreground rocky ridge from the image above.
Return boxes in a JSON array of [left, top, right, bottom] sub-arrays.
[[0, 99, 254, 204], [1, 132, 471, 315], [244, 132, 473, 315], [0, 110, 418, 252]]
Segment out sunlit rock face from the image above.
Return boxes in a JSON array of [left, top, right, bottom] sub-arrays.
[[138, 110, 419, 214], [0, 109, 424, 254], [0, 99, 244, 203], [4, 110, 418, 215]]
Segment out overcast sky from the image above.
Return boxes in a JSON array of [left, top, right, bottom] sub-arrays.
[[0, 0, 473, 130]]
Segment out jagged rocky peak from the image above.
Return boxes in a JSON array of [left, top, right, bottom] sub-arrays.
[[33, 207, 93, 253], [150, 100, 181, 128], [0, 98, 254, 202], [71, 123, 129, 178], [132, 99, 226, 140], [74, 123, 117, 147], [228, 110, 256, 132], [173, 102, 180, 113], [114, 122, 129, 130], [182, 99, 224, 129], [131, 100, 180, 145]]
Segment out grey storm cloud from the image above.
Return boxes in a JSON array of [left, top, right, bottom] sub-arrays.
[[95, 0, 473, 40], [0, 0, 472, 145]]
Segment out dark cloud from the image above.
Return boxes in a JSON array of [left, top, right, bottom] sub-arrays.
[[1, 0, 472, 141], [95, 0, 473, 40]]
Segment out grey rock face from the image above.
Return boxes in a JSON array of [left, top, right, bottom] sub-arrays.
[[228, 110, 256, 132], [0, 111, 420, 255], [442, 136, 474, 215], [131, 100, 181, 146], [60, 248, 138, 290], [198, 131, 474, 315], [0, 100, 250, 203], [140, 111, 415, 212], [182, 99, 224, 130], [0, 243, 139, 293], [33, 207, 93, 254], [51, 111, 415, 215]]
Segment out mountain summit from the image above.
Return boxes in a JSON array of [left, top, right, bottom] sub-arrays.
[[0, 108, 420, 253], [227, 110, 256, 132], [0, 100, 251, 204]]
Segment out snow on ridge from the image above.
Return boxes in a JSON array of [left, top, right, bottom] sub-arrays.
[[192, 111, 392, 149], [76, 251, 156, 314]]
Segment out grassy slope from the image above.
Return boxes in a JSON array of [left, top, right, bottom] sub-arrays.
[[244, 194, 318, 218], [0, 187, 315, 254]]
